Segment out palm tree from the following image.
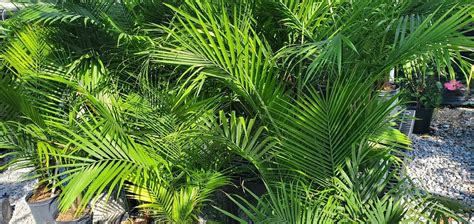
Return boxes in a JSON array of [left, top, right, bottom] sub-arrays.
[[1, 0, 472, 222], [1, 9, 228, 220]]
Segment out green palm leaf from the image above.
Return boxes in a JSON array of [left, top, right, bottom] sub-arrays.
[[274, 77, 409, 185], [202, 110, 278, 174], [151, 0, 286, 120], [126, 170, 228, 223], [46, 110, 170, 212]]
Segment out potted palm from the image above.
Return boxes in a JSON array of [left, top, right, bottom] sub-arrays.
[[21, 138, 61, 224], [25, 184, 60, 224], [0, 87, 60, 223], [4, 129, 61, 224]]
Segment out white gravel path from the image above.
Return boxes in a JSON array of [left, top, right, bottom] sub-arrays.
[[0, 166, 35, 223], [406, 107, 473, 221], [407, 135, 473, 204]]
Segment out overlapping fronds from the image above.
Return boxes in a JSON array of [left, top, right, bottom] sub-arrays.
[[126, 170, 227, 223], [274, 77, 409, 185], [0, 0, 471, 222], [150, 1, 286, 120]]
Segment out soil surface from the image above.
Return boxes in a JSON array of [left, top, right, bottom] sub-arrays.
[[56, 207, 90, 222], [27, 184, 54, 203], [382, 82, 398, 91]]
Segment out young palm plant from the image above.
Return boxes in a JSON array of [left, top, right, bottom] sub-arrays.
[[1, 0, 472, 223]]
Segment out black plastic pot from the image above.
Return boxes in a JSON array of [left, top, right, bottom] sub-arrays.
[[413, 107, 434, 134], [56, 212, 93, 224], [441, 90, 465, 106], [25, 192, 59, 224]]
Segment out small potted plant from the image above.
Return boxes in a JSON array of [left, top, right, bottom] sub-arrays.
[[401, 67, 442, 134], [0, 85, 61, 223], [5, 132, 61, 223], [441, 79, 466, 106], [412, 79, 442, 134], [25, 183, 60, 224]]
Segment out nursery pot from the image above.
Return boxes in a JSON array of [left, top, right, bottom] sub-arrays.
[[378, 84, 400, 116], [25, 191, 59, 224], [413, 106, 434, 134], [441, 90, 465, 106], [56, 212, 93, 224]]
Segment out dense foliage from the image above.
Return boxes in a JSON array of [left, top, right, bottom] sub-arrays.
[[1, 0, 473, 223]]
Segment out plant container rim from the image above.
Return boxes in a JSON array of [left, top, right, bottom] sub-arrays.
[[378, 83, 400, 93], [25, 191, 59, 205]]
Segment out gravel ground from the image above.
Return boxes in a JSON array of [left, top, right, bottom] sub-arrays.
[[0, 166, 35, 223], [0, 166, 128, 223], [406, 107, 474, 221]]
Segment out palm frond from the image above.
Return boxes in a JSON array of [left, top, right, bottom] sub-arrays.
[[15, 4, 101, 26], [151, 0, 286, 120], [201, 110, 278, 174], [126, 170, 228, 223], [216, 181, 340, 223], [274, 77, 406, 185], [1, 25, 52, 76]]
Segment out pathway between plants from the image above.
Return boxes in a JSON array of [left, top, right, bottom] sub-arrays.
[[0, 166, 35, 223], [406, 107, 473, 221]]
